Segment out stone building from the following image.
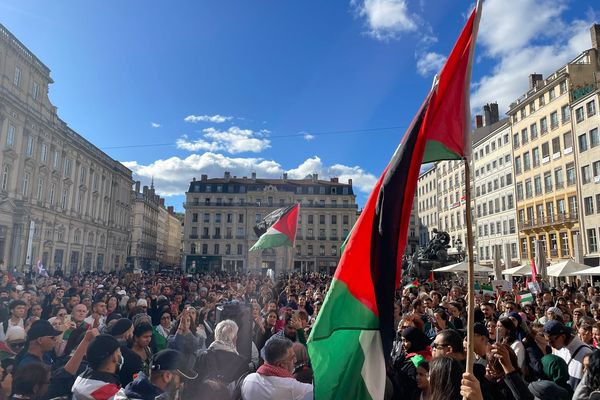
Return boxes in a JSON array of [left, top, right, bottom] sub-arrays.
[[472, 118, 520, 265], [417, 164, 438, 246], [183, 172, 358, 274], [128, 182, 159, 270], [572, 87, 600, 267], [157, 203, 182, 268], [507, 32, 600, 263], [0, 23, 132, 273]]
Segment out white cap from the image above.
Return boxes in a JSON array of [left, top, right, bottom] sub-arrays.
[[137, 298, 148, 307], [15, 285, 23, 291], [117, 290, 127, 296]]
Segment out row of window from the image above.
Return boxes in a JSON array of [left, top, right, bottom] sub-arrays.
[[515, 132, 573, 175], [296, 244, 338, 257], [513, 107, 571, 149], [581, 161, 600, 185], [513, 80, 568, 124], [578, 128, 600, 152], [478, 219, 516, 237], [583, 194, 600, 217], [478, 243, 518, 261], [192, 183, 350, 195], [520, 232, 571, 259], [476, 194, 515, 217], [473, 134, 510, 161], [475, 154, 511, 178], [515, 164, 575, 201], [475, 173, 513, 197], [588, 228, 599, 253], [190, 243, 244, 256], [189, 196, 352, 208], [517, 196, 578, 224], [192, 212, 351, 226], [417, 176, 436, 196], [12, 64, 42, 100], [575, 100, 597, 123]]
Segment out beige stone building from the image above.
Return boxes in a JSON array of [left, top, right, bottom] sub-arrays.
[[572, 87, 600, 266], [472, 118, 520, 265], [417, 164, 438, 245], [128, 182, 159, 270], [508, 32, 600, 263], [159, 204, 182, 268], [437, 159, 470, 252], [0, 24, 132, 273], [183, 172, 358, 274]]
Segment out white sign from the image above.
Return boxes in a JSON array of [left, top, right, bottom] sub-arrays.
[[492, 279, 512, 292]]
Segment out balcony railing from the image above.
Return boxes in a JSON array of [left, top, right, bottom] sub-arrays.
[[184, 201, 358, 209], [518, 213, 578, 230], [201, 235, 210, 239], [189, 234, 198, 239]]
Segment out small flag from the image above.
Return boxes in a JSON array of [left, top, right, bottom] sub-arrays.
[[517, 291, 534, 304], [249, 204, 300, 251], [405, 280, 419, 289], [427, 271, 434, 284], [36, 260, 49, 278]]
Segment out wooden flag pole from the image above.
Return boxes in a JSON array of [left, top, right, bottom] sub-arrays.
[[464, 159, 475, 376]]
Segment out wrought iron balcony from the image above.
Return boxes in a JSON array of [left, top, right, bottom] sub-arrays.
[[518, 213, 578, 231]]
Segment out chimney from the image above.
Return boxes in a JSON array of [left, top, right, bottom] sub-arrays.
[[330, 177, 339, 183], [474, 115, 483, 128], [160, 198, 165, 207], [489, 102, 499, 124], [312, 173, 318, 182], [192, 177, 196, 182], [483, 104, 491, 126], [591, 24, 600, 50], [201, 174, 207, 181], [529, 73, 543, 90], [143, 185, 148, 195], [283, 173, 288, 181], [224, 171, 230, 181], [348, 178, 353, 186], [168, 206, 174, 214], [251, 172, 256, 181], [135, 181, 141, 193]]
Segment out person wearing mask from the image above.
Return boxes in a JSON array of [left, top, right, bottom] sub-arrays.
[[114, 349, 197, 400], [241, 337, 312, 400], [544, 320, 593, 389], [15, 320, 62, 371], [8, 362, 50, 400], [106, 318, 141, 387], [72, 334, 122, 400], [195, 319, 250, 385]]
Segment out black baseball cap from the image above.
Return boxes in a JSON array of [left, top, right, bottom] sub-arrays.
[[151, 349, 198, 380], [27, 320, 62, 342]]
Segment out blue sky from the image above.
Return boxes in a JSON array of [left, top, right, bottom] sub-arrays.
[[1, 1, 597, 210]]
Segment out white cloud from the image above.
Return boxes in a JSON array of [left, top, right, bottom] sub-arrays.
[[352, 0, 417, 40], [176, 126, 271, 154], [303, 133, 315, 141], [150, 122, 161, 128], [122, 154, 378, 197], [472, 0, 592, 112], [416, 51, 447, 77], [184, 114, 233, 123]]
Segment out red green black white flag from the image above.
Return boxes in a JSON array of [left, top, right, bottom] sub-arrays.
[[249, 204, 300, 251], [307, 3, 482, 399]]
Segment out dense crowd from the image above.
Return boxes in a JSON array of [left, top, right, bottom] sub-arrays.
[[1, 268, 600, 400]]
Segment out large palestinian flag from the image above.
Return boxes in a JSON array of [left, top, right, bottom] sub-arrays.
[[307, 3, 482, 399], [249, 204, 299, 251]]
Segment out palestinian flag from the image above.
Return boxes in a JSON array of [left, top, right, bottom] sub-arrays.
[[427, 271, 435, 284], [307, 4, 482, 399], [517, 291, 534, 304], [405, 279, 419, 289], [249, 204, 299, 251]]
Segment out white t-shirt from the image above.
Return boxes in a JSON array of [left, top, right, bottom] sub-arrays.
[[553, 337, 593, 388], [0, 318, 24, 342], [241, 373, 313, 400], [510, 340, 526, 370]]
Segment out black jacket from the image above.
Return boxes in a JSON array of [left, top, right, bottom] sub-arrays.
[[194, 348, 249, 384], [114, 372, 163, 400], [118, 342, 143, 387]]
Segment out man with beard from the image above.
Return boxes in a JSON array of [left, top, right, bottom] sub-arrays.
[[107, 318, 142, 387], [72, 334, 122, 400], [273, 314, 306, 344], [114, 349, 197, 400]]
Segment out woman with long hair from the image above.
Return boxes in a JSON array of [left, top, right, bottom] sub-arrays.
[[574, 349, 600, 399], [131, 322, 153, 377], [429, 356, 463, 400], [497, 317, 525, 370], [256, 310, 278, 352]]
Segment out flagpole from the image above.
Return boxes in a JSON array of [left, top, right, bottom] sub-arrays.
[[463, 0, 482, 381]]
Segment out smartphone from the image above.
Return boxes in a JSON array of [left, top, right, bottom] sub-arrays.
[[495, 327, 503, 344]]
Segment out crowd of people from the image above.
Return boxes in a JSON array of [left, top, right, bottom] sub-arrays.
[[1, 267, 600, 400]]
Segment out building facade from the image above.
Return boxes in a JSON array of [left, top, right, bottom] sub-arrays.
[[508, 42, 600, 264], [472, 119, 520, 265], [436, 159, 469, 252], [573, 88, 600, 266], [128, 182, 159, 270], [0, 24, 132, 273], [417, 165, 438, 246], [160, 204, 182, 268], [183, 172, 358, 274]]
